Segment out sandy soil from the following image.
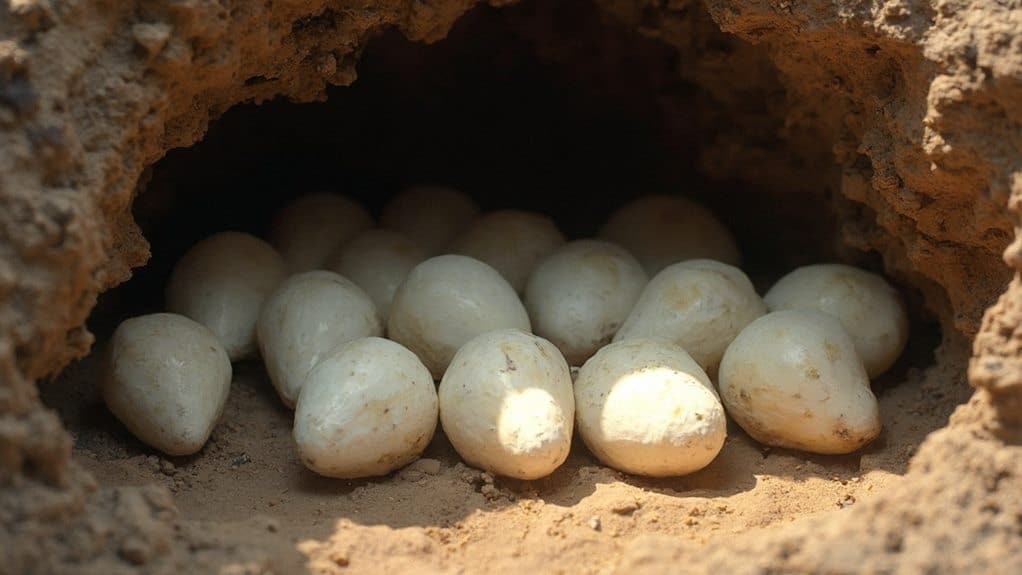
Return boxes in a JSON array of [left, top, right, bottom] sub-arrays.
[[42, 331, 968, 573]]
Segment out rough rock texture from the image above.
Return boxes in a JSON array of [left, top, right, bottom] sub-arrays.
[[1, 0, 1021, 573]]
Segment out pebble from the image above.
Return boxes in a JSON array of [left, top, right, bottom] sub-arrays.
[[611, 500, 641, 515], [401, 469, 424, 482], [408, 458, 442, 475]]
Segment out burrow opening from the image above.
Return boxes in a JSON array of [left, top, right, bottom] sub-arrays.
[[41, 0, 962, 566]]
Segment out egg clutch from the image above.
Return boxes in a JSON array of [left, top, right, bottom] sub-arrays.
[[100, 187, 909, 480]]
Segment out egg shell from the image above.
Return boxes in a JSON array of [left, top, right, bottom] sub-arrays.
[[614, 259, 767, 377], [718, 309, 882, 455], [450, 209, 566, 292], [380, 186, 479, 254], [257, 271, 382, 407], [763, 263, 909, 378], [102, 313, 232, 456], [525, 239, 648, 366], [293, 337, 438, 478], [269, 193, 372, 273], [599, 195, 740, 274], [165, 231, 286, 361], [387, 255, 531, 379], [325, 228, 427, 322], [439, 329, 574, 479], [574, 338, 726, 477]]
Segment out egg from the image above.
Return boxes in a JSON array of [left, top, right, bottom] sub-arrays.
[[763, 264, 909, 378], [268, 193, 372, 272], [101, 313, 232, 456], [257, 271, 382, 407], [718, 310, 882, 454], [325, 229, 427, 323], [614, 259, 766, 377], [165, 231, 286, 360], [524, 240, 648, 366], [293, 337, 438, 478], [387, 255, 531, 379], [380, 185, 479, 254], [438, 329, 574, 479], [574, 338, 727, 477], [599, 195, 740, 274], [450, 209, 566, 292]]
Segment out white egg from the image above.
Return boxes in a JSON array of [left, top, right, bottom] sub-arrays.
[[614, 259, 766, 377], [574, 338, 726, 477], [257, 271, 382, 407], [101, 313, 232, 456], [293, 337, 438, 478], [600, 195, 741, 274], [268, 193, 372, 273], [439, 329, 574, 479], [387, 255, 531, 379], [165, 231, 286, 361], [325, 229, 427, 322], [525, 240, 648, 366], [763, 264, 909, 378], [380, 185, 479, 254], [718, 310, 882, 454], [450, 209, 565, 292]]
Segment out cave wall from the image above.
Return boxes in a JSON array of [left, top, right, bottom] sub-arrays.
[[1, 0, 1020, 572]]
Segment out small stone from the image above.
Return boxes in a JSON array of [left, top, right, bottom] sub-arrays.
[[160, 460, 176, 476], [587, 516, 602, 531], [481, 472, 495, 484], [408, 458, 442, 475], [119, 537, 150, 565], [401, 469, 424, 482], [329, 549, 350, 567], [132, 23, 172, 57], [611, 500, 640, 515]]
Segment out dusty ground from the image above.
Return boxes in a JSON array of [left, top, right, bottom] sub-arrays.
[[41, 327, 967, 573]]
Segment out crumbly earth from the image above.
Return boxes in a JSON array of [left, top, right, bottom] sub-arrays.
[[2, 0, 1022, 573]]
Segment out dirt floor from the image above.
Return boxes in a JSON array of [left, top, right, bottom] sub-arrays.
[[42, 325, 968, 573]]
